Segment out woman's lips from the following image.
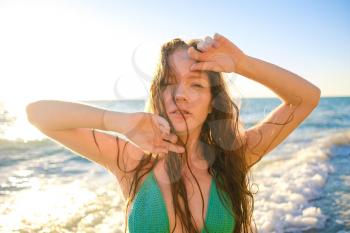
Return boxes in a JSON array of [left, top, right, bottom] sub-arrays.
[[170, 111, 191, 120]]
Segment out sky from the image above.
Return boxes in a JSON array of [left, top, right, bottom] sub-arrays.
[[0, 0, 349, 105]]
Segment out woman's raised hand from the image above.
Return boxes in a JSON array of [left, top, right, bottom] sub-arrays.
[[187, 33, 248, 73], [123, 112, 185, 155]]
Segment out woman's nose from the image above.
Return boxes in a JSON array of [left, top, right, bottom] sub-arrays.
[[174, 85, 188, 102]]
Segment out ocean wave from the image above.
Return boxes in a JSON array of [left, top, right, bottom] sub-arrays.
[[252, 130, 350, 233]]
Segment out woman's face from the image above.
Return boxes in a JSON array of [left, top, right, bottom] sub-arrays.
[[162, 48, 212, 134]]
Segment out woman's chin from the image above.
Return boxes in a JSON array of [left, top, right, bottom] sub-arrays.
[[170, 118, 203, 135], [173, 124, 201, 136], [173, 126, 192, 135], [173, 126, 187, 133]]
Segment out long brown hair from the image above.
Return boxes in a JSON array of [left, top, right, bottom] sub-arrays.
[[93, 37, 302, 233]]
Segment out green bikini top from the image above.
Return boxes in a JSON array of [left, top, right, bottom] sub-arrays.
[[128, 169, 236, 233]]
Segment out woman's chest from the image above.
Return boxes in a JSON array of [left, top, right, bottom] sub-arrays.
[[154, 164, 213, 233]]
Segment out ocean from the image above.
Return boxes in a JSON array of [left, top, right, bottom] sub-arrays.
[[0, 97, 349, 233]]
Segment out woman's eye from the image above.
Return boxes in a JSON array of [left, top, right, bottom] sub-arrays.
[[192, 84, 204, 88], [162, 83, 176, 87]]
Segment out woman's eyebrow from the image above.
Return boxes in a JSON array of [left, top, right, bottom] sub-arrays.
[[170, 71, 207, 82], [184, 71, 206, 80]]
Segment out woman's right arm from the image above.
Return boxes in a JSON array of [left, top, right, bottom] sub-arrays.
[[25, 100, 183, 177], [26, 100, 127, 131]]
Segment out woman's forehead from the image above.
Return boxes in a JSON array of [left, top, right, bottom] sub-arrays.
[[168, 49, 209, 82]]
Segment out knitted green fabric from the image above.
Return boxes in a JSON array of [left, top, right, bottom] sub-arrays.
[[128, 170, 235, 233]]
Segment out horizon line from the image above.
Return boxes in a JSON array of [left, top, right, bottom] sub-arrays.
[[79, 95, 350, 102]]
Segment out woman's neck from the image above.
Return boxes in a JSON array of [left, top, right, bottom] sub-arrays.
[[181, 138, 210, 171], [174, 125, 211, 171]]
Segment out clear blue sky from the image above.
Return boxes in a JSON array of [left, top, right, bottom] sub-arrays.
[[0, 0, 349, 103]]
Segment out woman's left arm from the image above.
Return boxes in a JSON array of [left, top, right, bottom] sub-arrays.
[[236, 55, 321, 106], [188, 33, 321, 168]]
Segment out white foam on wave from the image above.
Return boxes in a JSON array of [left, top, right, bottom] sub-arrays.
[[251, 130, 350, 233], [334, 176, 350, 227], [0, 173, 125, 232]]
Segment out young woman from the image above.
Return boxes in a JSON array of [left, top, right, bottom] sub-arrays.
[[26, 33, 321, 233]]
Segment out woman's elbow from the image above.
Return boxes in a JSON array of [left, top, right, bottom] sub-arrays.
[[26, 101, 43, 125], [312, 87, 321, 107]]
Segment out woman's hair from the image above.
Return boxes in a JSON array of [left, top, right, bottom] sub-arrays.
[[145, 38, 255, 233], [92, 37, 302, 233]]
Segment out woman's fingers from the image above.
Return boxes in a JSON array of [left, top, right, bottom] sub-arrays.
[[188, 37, 217, 60], [213, 32, 224, 43], [128, 112, 186, 155], [157, 116, 170, 131], [150, 114, 185, 154], [197, 39, 206, 51], [162, 132, 178, 144], [199, 34, 223, 52], [187, 47, 206, 61], [204, 36, 218, 50], [191, 61, 222, 72], [153, 142, 184, 154], [156, 147, 169, 154], [151, 114, 171, 136], [211, 40, 220, 48], [159, 124, 170, 135], [197, 37, 215, 52], [204, 36, 213, 44], [204, 36, 216, 50], [161, 141, 185, 153]]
